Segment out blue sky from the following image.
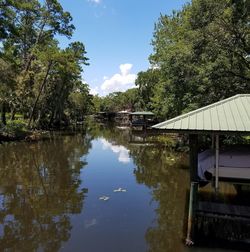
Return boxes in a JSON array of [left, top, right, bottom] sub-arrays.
[[58, 0, 188, 96]]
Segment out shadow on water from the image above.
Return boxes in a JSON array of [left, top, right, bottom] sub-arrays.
[[0, 133, 91, 251]]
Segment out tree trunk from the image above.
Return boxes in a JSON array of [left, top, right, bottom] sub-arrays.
[[10, 108, 15, 121], [48, 110, 55, 128], [48, 81, 62, 128], [28, 61, 52, 128], [1, 103, 7, 125]]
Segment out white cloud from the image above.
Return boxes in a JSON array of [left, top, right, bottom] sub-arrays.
[[88, 0, 101, 4], [101, 139, 131, 163], [120, 63, 131, 76], [100, 63, 137, 94]]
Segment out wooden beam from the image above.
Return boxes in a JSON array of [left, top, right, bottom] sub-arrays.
[[189, 134, 198, 182]]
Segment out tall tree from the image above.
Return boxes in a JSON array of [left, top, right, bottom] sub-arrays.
[[146, 0, 250, 119], [135, 68, 161, 111], [0, 0, 92, 130]]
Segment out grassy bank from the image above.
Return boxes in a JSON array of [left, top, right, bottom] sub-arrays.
[[0, 115, 50, 142]]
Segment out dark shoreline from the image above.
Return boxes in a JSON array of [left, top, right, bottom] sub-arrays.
[[0, 124, 89, 143], [0, 130, 51, 143]]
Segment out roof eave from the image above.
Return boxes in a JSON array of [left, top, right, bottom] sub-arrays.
[[151, 128, 250, 135]]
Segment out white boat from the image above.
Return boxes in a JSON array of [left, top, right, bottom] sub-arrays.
[[198, 146, 250, 182]]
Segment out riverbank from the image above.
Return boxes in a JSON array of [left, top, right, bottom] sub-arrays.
[[0, 129, 51, 143], [0, 119, 52, 143], [0, 116, 79, 143]]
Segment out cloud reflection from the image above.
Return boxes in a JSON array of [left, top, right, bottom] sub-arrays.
[[101, 139, 131, 163]]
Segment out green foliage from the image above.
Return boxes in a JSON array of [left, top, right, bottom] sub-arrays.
[[91, 95, 102, 113], [136, 0, 250, 120], [0, 0, 92, 129], [1, 119, 27, 138], [68, 82, 93, 121], [135, 68, 161, 111], [99, 88, 140, 112], [148, 135, 176, 148], [1, 0, 249, 127], [223, 135, 250, 145]]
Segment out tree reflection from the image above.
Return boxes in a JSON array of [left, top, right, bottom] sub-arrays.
[[132, 144, 190, 252], [0, 133, 91, 251], [70, 121, 191, 251]]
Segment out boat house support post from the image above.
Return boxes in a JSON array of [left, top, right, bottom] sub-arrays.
[[186, 181, 197, 246], [129, 114, 132, 126], [143, 115, 146, 130], [186, 134, 199, 245], [215, 134, 219, 190], [189, 134, 198, 182], [211, 134, 215, 149]]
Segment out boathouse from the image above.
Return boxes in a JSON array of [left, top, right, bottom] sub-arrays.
[[153, 94, 250, 186], [130, 111, 155, 129], [152, 94, 250, 247]]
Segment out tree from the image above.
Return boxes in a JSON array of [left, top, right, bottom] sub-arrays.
[[91, 95, 102, 114], [98, 88, 140, 113], [0, 58, 15, 124], [68, 82, 93, 122], [135, 68, 161, 111], [0, 0, 91, 130], [0, 0, 16, 41], [147, 0, 250, 119], [28, 41, 89, 128]]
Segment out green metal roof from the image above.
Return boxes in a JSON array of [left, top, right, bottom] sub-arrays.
[[130, 111, 154, 116], [152, 94, 250, 133]]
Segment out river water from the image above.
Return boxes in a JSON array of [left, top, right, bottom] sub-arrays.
[[0, 124, 247, 252]]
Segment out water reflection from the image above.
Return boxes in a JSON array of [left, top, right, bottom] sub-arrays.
[[1, 123, 238, 252], [86, 123, 191, 251], [0, 133, 91, 251], [101, 139, 131, 163], [131, 144, 189, 252]]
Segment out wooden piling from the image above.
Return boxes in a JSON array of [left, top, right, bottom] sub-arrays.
[[186, 182, 198, 246]]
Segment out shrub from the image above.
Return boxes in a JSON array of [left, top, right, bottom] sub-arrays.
[[2, 119, 28, 138]]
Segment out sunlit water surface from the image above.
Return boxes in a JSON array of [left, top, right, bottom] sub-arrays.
[[0, 125, 246, 252]]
